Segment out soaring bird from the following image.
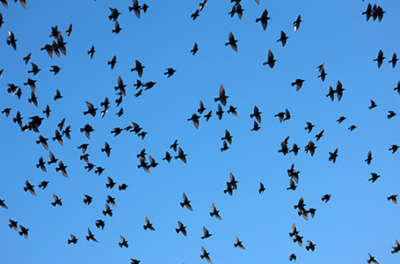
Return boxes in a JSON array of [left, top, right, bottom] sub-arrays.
[[214, 85, 229, 106], [108, 55, 117, 69], [367, 253, 379, 264], [164, 68, 176, 78], [291, 79, 305, 91], [335, 81, 345, 101], [56, 160, 68, 178], [305, 122, 314, 133], [131, 60, 145, 77], [38, 181, 49, 190], [263, 50, 276, 68], [19, 225, 29, 239], [389, 145, 399, 154], [0, 199, 8, 209], [129, 0, 141, 18], [175, 147, 187, 163], [321, 194, 331, 203], [328, 148, 338, 163], [28, 63, 41, 75], [7, 31, 17, 50], [369, 173, 380, 183], [293, 15, 302, 32], [88, 46, 95, 58], [387, 195, 398, 205], [315, 130, 324, 141], [388, 111, 397, 119], [368, 100, 377, 110], [180, 192, 193, 211], [250, 106, 262, 123], [83, 195, 92, 205], [365, 150, 372, 164], [374, 50, 385, 68], [234, 237, 245, 249], [188, 113, 200, 129], [225, 32, 238, 52], [52, 194, 62, 206], [255, 9, 270, 30], [277, 31, 288, 47], [191, 42, 199, 55], [191, 9, 200, 20]]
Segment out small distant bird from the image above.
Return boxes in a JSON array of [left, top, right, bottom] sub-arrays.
[[234, 237, 245, 250], [131, 259, 140, 264], [227, 105, 238, 117], [368, 100, 377, 110], [52, 194, 62, 206], [263, 50, 276, 68], [180, 192, 193, 211], [118, 236, 129, 249], [101, 142, 111, 157], [388, 111, 397, 119], [163, 151, 172, 162], [305, 122, 314, 133], [328, 148, 338, 163], [175, 221, 187, 236], [65, 24, 73, 36], [289, 254, 297, 261], [131, 60, 145, 77], [389, 53, 398, 68], [106, 195, 117, 207], [175, 147, 187, 163], [108, 55, 117, 70], [293, 15, 302, 32], [221, 129, 233, 144], [106, 176, 116, 189], [204, 110, 212, 121], [112, 20, 122, 34], [170, 140, 178, 151], [374, 50, 385, 68], [24, 180, 37, 197], [164, 68, 176, 78], [109, 7, 120, 21], [48, 151, 58, 165], [88, 46, 95, 58], [95, 219, 105, 229], [362, 3, 373, 21], [191, 42, 199, 55], [9, 219, 18, 231], [210, 203, 222, 220], [191, 9, 200, 20], [83, 195, 92, 205], [387, 195, 398, 205], [19, 225, 29, 239], [200, 246, 212, 263], [68, 234, 78, 244], [103, 204, 113, 217], [38, 181, 49, 189], [119, 183, 128, 192], [214, 84, 229, 106], [188, 113, 200, 129], [315, 130, 324, 141], [199, 0, 207, 11], [335, 81, 345, 101], [216, 104, 224, 120], [256, 9, 270, 30], [277, 30, 288, 47], [36, 157, 47, 172], [28, 92, 38, 107], [291, 79, 305, 91], [392, 240, 400, 254], [321, 194, 331, 203], [251, 120, 261, 131], [86, 228, 98, 242], [0, 199, 8, 209], [348, 125, 357, 131], [201, 226, 212, 239], [129, 0, 141, 18], [365, 150, 372, 164], [367, 253, 379, 264], [369, 173, 380, 183], [225, 32, 238, 52], [394, 81, 400, 95], [50, 65, 61, 75], [55, 160, 68, 178], [28, 63, 41, 75], [290, 144, 300, 156], [389, 145, 399, 154], [143, 217, 155, 230], [318, 68, 327, 81], [251, 106, 262, 123], [306, 240, 316, 251], [305, 141, 317, 156], [7, 31, 17, 50], [80, 124, 94, 139]]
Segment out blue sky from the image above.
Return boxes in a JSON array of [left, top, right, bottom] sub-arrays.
[[1, 1, 400, 263]]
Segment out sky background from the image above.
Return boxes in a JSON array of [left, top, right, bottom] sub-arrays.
[[1, 0, 400, 263]]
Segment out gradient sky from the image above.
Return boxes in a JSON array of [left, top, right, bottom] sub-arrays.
[[1, 1, 400, 264]]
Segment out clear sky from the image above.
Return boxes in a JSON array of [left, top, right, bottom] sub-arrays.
[[1, 1, 400, 263]]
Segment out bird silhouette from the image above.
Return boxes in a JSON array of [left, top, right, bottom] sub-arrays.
[[191, 42, 199, 55], [95, 219, 105, 229], [143, 217, 155, 230], [19, 225, 29, 239], [68, 234, 78, 244], [277, 30, 288, 47], [52, 194, 62, 206], [119, 236, 129, 248], [374, 50, 385, 68], [131, 60, 145, 77], [175, 221, 187, 236], [210, 203, 222, 220], [234, 237, 245, 249], [291, 79, 305, 91], [256, 9, 270, 30], [365, 150, 372, 164], [225, 32, 238, 52], [200, 246, 212, 263], [263, 50, 276, 68], [250, 106, 262, 123], [86, 228, 98, 242], [24, 180, 37, 197], [180, 192, 193, 211], [201, 226, 212, 239], [108, 55, 117, 69], [328, 148, 338, 163], [293, 15, 302, 32]]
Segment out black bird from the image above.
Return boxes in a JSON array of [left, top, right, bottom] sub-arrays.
[[318, 68, 327, 81], [52, 194, 62, 206], [108, 55, 117, 69], [50, 65, 61, 75], [131, 60, 145, 77], [131, 259, 140, 264], [306, 240, 316, 251], [83, 195, 93, 205], [106, 195, 117, 208], [23, 53, 31, 64], [78, 144, 89, 154], [227, 105, 238, 117], [65, 24, 73, 36], [228, 172, 239, 189], [305, 122, 314, 133], [68, 234, 78, 244], [204, 110, 212, 121], [225, 31, 238, 52], [234, 237, 245, 250], [214, 85, 229, 106], [277, 30, 288, 47], [109, 7, 120, 21], [138, 157, 150, 173], [112, 20, 122, 34], [24, 180, 37, 197], [175, 147, 187, 163], [188, 113, 200, 129], [103, 204, 113, 217], [19, 225, 29, 239], [199, 0, 207, 11], [48, 151, 58, 164], [191, 9, 200, 20], [210, 203, 222, 220], [369, 173, 380, 183], [36, 156, 47, 172], [13, 111, 23, 127], [221, 129, 233, 144], [305, 141, 317, 156], [106, 176, 116, 189], [164, 68, 176, 78], [255, 9, 270, 30], [7, 31, 17, 50], [115, 76, 127, 96], [321, 194, 331, 203], [335, 81, 345, 101], [216, 104, 224, 120], [201, 226, 212, 239], [52, 129, 63, 146], [57, 118, 66, 130], [86, 228, 98, 242], [263, 50, 276, 68], [367, 253, 379, 264], [38, 181, 49, 189], [36, 135, 49, 150], [0, 0, 8, 8], [291, 79, 305, 91], [94, 166, 105, 175], [119, 183, 128, 192], [362, 3, 372, 21], [329, 148, 338, 163], [259, 182, 266, 194], [28, 63, 41, 75], [372, 5, 385, 22], [143, 217, 155, 230], [315, 130, 324, 141], [392, 240, 400, 254], [80, 124, 94, 139], [394, 81, 400, 95], [95, 219, 105, 230], [348, 125, 357, 131], [374, 50, 385, 68], [251, 120, 261, 131], [0, 12, 2, 28], [388, 53, 398, 68], [251, 106, 262, 123], [293, 15, 302, 32], [101, 142, 111, 157], [285, 109, 292, 120], [163, 151, 172, 162], [198, 100, 206, 114], [24, 78, 37, 92], [56, 160, 68, 178], [200, 246, 212, 263], [41, 44, 53, 58], [389, 145, 399, 154], [176, 221, 187, 236], [119, 236, 129, 248], [144, 81, 156, 90], [388, 111, 396, 119], [387, 195, 397, 205], [365, 150, 372, 165], [275, 111, 285, 123], [9, 219, 18, 231], [191, 42, 199, 55], [180, 192, 193, 211], [368, 100, 377, 110], [129, 0, 141, 18], [289, 254, 297, 261], [290, 144, 300, 156], [0, 199, 8, 209], [88, 46, 95, 58], [28, 91, 38, 107]]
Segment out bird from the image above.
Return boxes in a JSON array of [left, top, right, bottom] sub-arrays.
[[392, 240, 400, 254], [210, 203, 222, 220], [86, 228, 98, 242], [388, 111, 397, 119], [293, 15, 302, 32], [175, 147, 187, 163], [318, 68, 327, 82], [214, 85, 229, 106], [19, 225, 29, 239], [369, 173, 380, 183], [251, 120, 261, 131], [291, 79, 305, 91], [367, 253, 379, 264], [305, 141, 317, 156], [83, 195, 92, 205], [372, 5, 385, 22], [216, 104, 224, 120], [329, 148, 338, 163], [80, 124, 94, 139], [106, 177, 116, 189], [180, 192, 193, 211], [305, 122, 314, 133], [362, 3, 373, 21], [200, 246, 212, 263], [36, 157, 47, 172], [106, 195, 117, 207], [65, 24, 73, 36], [321, 194, 331, 203], [365, 150, 372, 164], [263, 50, 276, 68], [23, 53, 31, 64], [221, 130, 233, 144], [250, 106, 262, 123], [198, 100, 206, 114], [204, 110, 212, 121], [55, 161, 68, 178], [374, 50, 385, 68], [129, 0, 141, 18], [95, 219, 105, 229], [368, 100, 377, 110], [394, 81, 400, 95], [290, 144, 300, 156], [175, 221, 187, 236], [191, 9, 200, 20], [112, 20, 122, 34], [7, 31, 17, 50], [201, 226, 212, 239], [52, 194, 62, 206], [199, 0, 207, 11], [38, 181, 49, 190], [0, 199, 8, 209], [28, 63, 41, 75], [48, 151, 58, 165], [306, 240, 316, 251], [102, 204, 113, 217], [191, 42, 199, 55], [119, 183, 128, 192], [119, 236, 129, 248], [335, 81, 345, 101], [325, 86, 334, 101], [9, 219, 18, 231], [315, 130, 324, 141], [109, 7, 120, 21], [24, 180, 37, 197], [255, 9, 270, 30], [131, 60, 145, 77], [275, 112, 285, 123], [163, 152, 172, 163], [387, 195, 398, 205], [389, 145, 399, 154], [234, 237, 245, 249], [101, 142, 112, 157], [164, 68, 176, 78], [143, 217, 155, 230], [188, 113, 200, 129], [348, 125, 357, 131], [88, 46, 95, 58], [277, 30, 288, 47], [130, 259, 140, 264], [28, 91, 38, 107], [68, 234, 78, 244], [227, 105, 238, 117], [225, 32, 238, 52], [289, 254, 297, 261], [108, 55, 117, 69]]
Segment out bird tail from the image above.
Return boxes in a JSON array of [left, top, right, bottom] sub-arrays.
[[143, 225, 147, 230], [129, 7, 134, 12], [23, 187, 28, 192], [180, 202, 184, 207], [102, 211, 106, 216], [175, 228, 179, 233], [68, 239, 71, 244], [51, 202, 56, 207]]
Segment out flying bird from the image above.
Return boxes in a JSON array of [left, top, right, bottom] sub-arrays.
[[201, 226, 212, 239], [365, 150, 372, 164], [234, 237, 245, 249], [180, 192, 193, 211], [68, 234, 78, 244], [293, 15, 302, 32], [225, 32, 238, 52], [7, 31, 17, 50], [277, 31, 288, 47], [374, 50, 385, 68], [210, 203, 222, 220], [291, 79, 305, 91], [263, 50, 276, 68], [255, 9, 270, 30], [175, 221, 187, 236], [200, 246, 212, 263], [24, 180, 37, 197], [328, 148, 338, 163], [131, 60, 145, 77], [143, 217, 155, 230], [191, 42, 199, 55], [369, 173, 380, 183], [119, 236, 129, 248], [86, 228, 98, 242], [52, 194, 62, 206]]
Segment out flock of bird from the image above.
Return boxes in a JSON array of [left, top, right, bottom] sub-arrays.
[[1, 0, 399, 263]]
